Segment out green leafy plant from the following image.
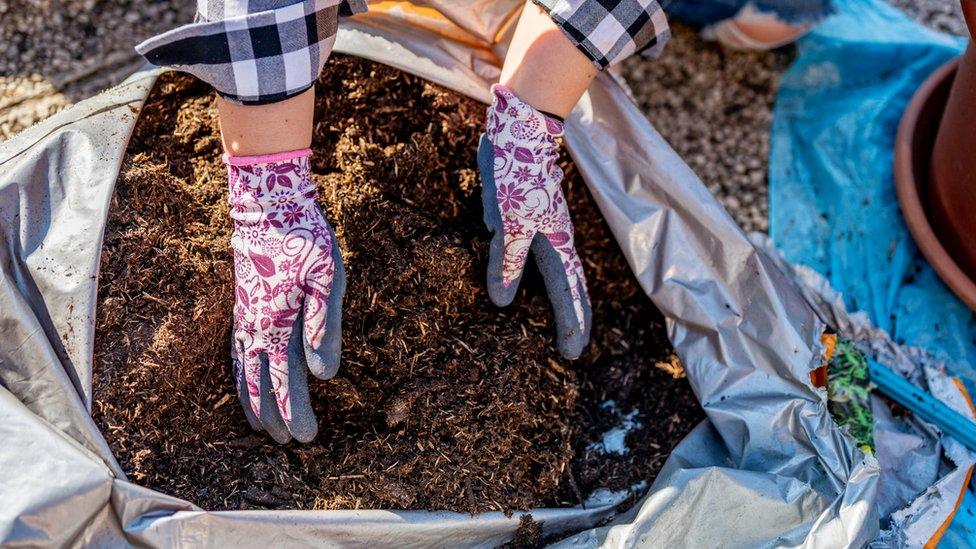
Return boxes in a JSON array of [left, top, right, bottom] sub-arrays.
[[827, 340, 875, 454]]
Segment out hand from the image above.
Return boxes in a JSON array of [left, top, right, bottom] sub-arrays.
[[478, 85, 591, 360], [226, 150, 345, 443]]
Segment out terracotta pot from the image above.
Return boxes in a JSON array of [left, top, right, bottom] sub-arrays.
[[929, 2, 976, 278], [895, 1, 976, 312], [895, 57, 976, 311]]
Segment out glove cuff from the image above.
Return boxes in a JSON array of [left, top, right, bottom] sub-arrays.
[[488, 84, 565, 138], [223, 148, 312, 166], [224, 149, 318, 222]]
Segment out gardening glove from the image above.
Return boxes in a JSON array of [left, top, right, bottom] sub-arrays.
[[478, 84, 592, 360], [226, 149, 345, 444]]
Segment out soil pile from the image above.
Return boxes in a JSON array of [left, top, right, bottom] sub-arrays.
[[93, 55, 702, 513]]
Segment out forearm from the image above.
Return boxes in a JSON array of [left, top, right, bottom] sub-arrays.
[[499, 2, 597, 120], [217, 87, 315, 157]]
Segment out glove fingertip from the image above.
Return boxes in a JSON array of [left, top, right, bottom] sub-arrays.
[[557, 324, 590, 360], [287, 319, 321, 443], [286, 397, 318, 443], [562, 280, 593, 360], [232, 338, 264, 431], [531, 235, 593, 360], [304, 330, 340, 380], [290, 422, 318, 444], [303, 219, 345, 380], [304, 295, 343, 381], [556, 314, 590, 360], [237, 365, 263, 431], [258, 353, 293, 445], [486, 253, 521, 308], [286, 396, 318, 444]]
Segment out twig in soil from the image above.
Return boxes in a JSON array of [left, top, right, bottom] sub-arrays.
[[212, 393, 233, 410], [655, 354, 686, 379], [464, 477, 477, 514], [140, 292, 169, 306]]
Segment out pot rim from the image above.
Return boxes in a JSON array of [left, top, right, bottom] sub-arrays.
[[894, 56, 976, 312]]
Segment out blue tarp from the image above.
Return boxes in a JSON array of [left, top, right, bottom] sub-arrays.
[[771, 0, 972, 381], [769, 0, 975, 543]]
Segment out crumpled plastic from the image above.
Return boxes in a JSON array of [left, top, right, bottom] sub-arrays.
[[769, 0, 976, 545]]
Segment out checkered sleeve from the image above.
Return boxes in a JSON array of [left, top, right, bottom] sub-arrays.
[[532, 0, 671, 70], [135, 0, 369, 105]]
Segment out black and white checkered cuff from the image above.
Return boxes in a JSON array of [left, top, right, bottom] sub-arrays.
[[136, 0, 360, 105], [532, 0, 671, 70], [195, 0, 367, 20]]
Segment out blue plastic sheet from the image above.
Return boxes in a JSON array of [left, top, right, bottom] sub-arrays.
[[769, 0, 975, 544], [770, 0, 972, 380]]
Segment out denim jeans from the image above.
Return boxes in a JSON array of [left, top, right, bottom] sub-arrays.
[[664, 0, 835, 28]]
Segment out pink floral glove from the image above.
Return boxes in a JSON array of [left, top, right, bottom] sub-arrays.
[[226, 149, 345, 444], [477, 84, 591, 359]]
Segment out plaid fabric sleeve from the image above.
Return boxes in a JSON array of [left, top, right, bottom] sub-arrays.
[[135, 0, 369, 105], [532, 0, 671, 70]]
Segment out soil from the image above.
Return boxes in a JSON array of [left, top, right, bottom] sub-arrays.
[[507, 515, 543, 548], [92, 55, 703, 514]]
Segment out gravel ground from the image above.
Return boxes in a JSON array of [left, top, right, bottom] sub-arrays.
[[1, 0, 193, 91], [0, 0, 193, 139], [890, 0, 967, 35], [621, 28, 791, 232], [620, 0, 967, 232], [0, 0, 968, 228]]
